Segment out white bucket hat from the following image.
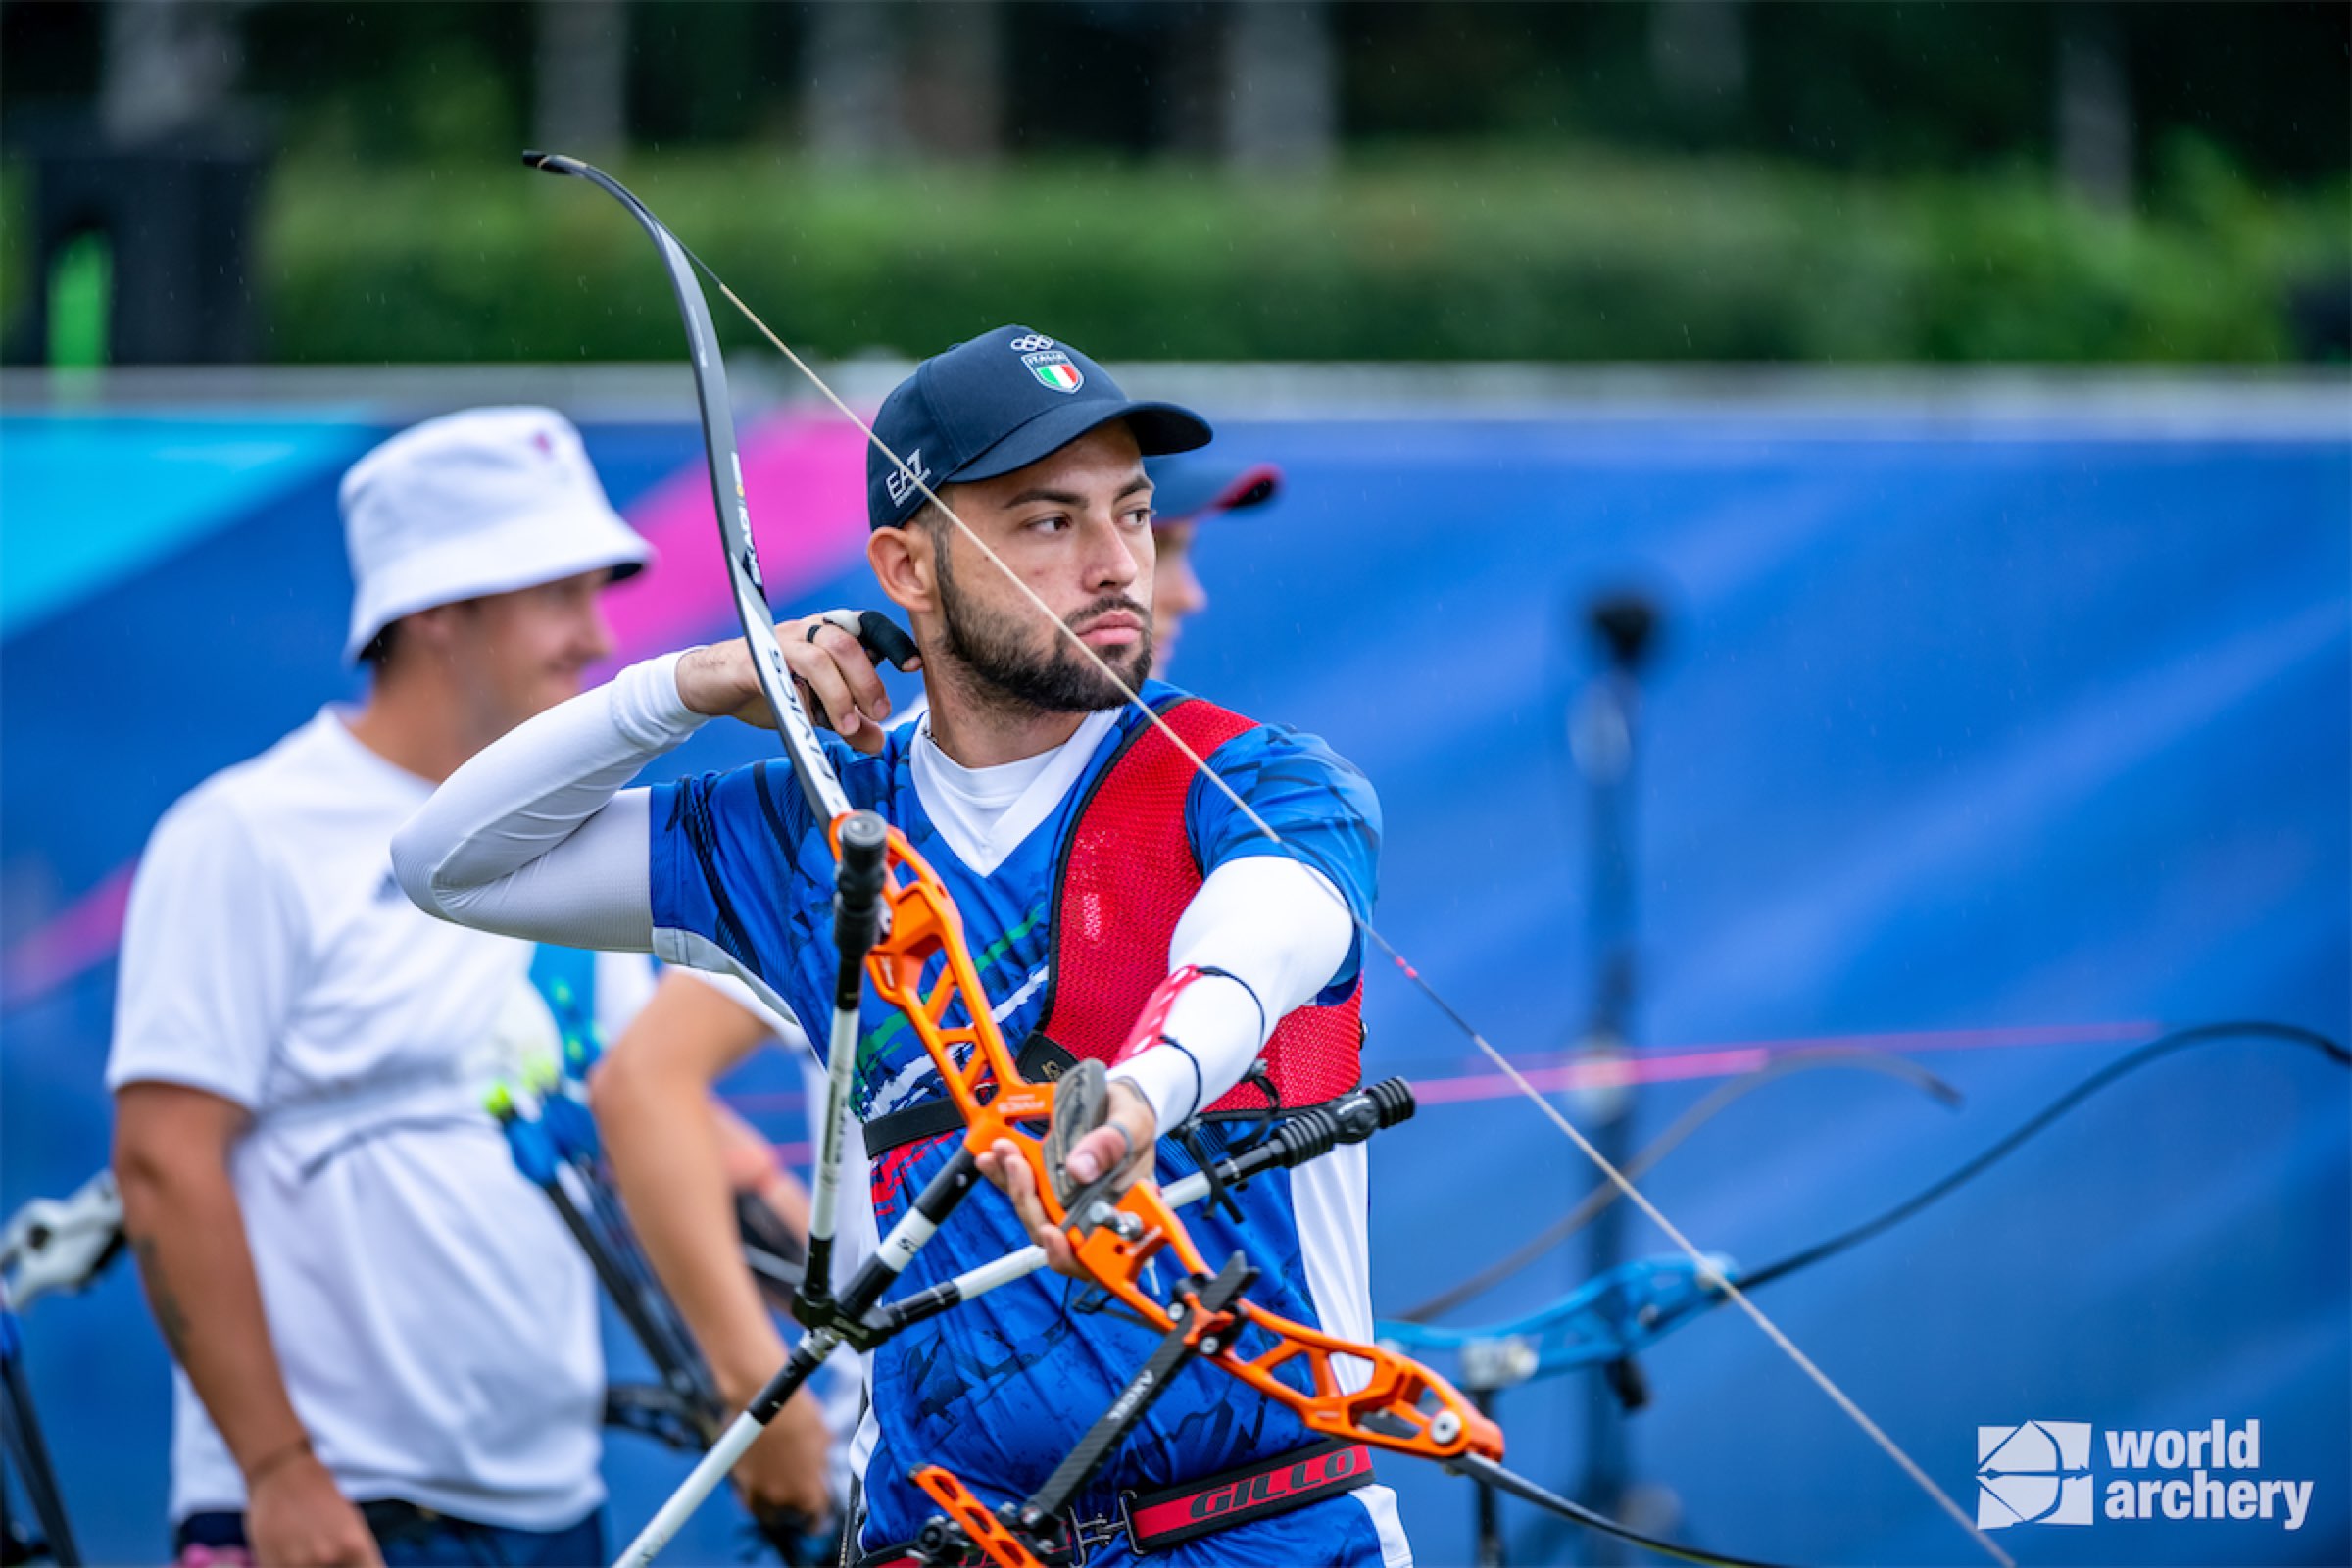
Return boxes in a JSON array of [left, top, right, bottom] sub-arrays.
[[340, 406, 654, 663]]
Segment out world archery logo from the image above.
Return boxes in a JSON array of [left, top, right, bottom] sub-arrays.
[[1978, 1420, 2094, 1529], [1023, 349, 1083, 394]]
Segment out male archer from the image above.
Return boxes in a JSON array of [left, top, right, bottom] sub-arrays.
[[111, 408, 653, 1567], [395, 328, 1408, 1566], [587, 450, 1286, 1527]]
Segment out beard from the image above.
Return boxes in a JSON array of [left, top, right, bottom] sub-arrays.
[[934, 542, 1153, 715]]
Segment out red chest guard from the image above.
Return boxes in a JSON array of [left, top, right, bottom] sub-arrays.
[[1038, 697, 1364, 1113]]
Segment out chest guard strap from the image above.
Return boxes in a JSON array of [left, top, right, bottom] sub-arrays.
[[1038, 696, 1363, 1115]]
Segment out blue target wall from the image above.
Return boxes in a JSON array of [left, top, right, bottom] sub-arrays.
[[2, 390, 2344, 1567]]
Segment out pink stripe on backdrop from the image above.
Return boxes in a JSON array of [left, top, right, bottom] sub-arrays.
[[1, 865, 133, 1009], [0, 414, 875, 1009], [716, 1020, 2164, 1122], [594, 412, 875, 674], [1407, 1018, 2162, 1106]]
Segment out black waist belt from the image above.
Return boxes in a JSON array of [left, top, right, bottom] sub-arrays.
[[862, 1034, 1078, 1159], [854, 1439, 1375, 1566]]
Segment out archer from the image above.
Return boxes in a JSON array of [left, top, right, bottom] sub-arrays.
[[395, 328, 1409, 1566], [585, 449, 1286, 1534]]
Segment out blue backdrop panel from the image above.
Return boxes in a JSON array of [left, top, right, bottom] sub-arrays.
[[0, 407, 2342, 1567]]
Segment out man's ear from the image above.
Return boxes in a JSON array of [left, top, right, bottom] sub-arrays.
[[869, 522, 938, 615], [400, 603, 466, 663]]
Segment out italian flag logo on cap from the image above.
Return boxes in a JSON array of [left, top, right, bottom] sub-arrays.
[[1024, 351, 1084, 394]]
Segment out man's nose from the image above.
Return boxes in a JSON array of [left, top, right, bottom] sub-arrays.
[[1081, 512, 1142, 593], [579, 596, 617, 662], [1161, 558, 1207, 617]]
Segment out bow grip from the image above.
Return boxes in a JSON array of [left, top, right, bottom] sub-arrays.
[[833, 810, 891, 1011]]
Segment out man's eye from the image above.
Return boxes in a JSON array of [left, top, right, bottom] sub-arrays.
[[1028, 514, 1070, 533]]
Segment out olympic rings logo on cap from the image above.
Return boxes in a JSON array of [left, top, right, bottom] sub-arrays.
[[1007, 334, 1055, 353]]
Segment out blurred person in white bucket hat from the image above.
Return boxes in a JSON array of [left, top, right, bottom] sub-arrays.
[[339, 405, 652, 726], [109, 408, 657, 1566]]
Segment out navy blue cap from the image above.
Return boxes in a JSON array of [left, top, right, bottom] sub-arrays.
[[1144, 457, 1283, 525], [867, 326, 1212, 529]]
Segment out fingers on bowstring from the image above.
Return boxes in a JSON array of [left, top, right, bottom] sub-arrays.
[[789, 647, 873, 743], [810, 619, 895, 714], [797, 620, 894, 743]]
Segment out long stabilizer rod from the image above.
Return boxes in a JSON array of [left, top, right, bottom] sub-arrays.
[[612, 1082, 1416, 1566]]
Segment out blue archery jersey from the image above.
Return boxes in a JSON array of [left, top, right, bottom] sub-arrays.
[[645, 681, 1381, 1543]]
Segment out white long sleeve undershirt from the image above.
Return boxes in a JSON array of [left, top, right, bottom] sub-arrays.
[[394, 653, 1357, 1135], [392, 651, 702, 952]]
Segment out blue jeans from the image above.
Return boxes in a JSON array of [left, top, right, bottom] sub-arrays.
[[176, 1503, 605, 1568]]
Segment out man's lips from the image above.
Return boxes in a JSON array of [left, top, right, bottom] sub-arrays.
[[1075, 612, 1144, 647]]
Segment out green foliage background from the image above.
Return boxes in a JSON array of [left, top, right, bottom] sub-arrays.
[[5, 3, 2342, 366], [4, 139, 2338, 365], [252, 143, 2345, 365]]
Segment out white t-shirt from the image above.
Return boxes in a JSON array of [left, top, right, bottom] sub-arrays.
[[107, 710, 615, 1530]]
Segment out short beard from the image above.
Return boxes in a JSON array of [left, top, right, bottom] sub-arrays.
[[932, 529, 1152, 715]]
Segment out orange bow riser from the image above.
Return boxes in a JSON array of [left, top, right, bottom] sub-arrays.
[[842, 816, 1503, 1477]]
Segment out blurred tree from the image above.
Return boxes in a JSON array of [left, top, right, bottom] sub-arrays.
[[1332, 0, 2342, 188], [2056, 2, 2132, 208], [235, 3, 529, 164], [803, 0, 1006, 164], [0, 2, 105, 109], [906, 2, 1005, 161], [1648, 0, 1747, 119], [804, 0, 907, 165], [1224, 1, 1337, 172], [6, 0, 2343, 187], [1156, 3, 1224, 157], [2129, 1, 2347, 184], [5, 0, 2342, 367], [627, 2, 796, 146], [535, 0, 627, 157], [1002, 2, 1187, 157], [0, 0, 267, 366], [100, 0, 247, 147]]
